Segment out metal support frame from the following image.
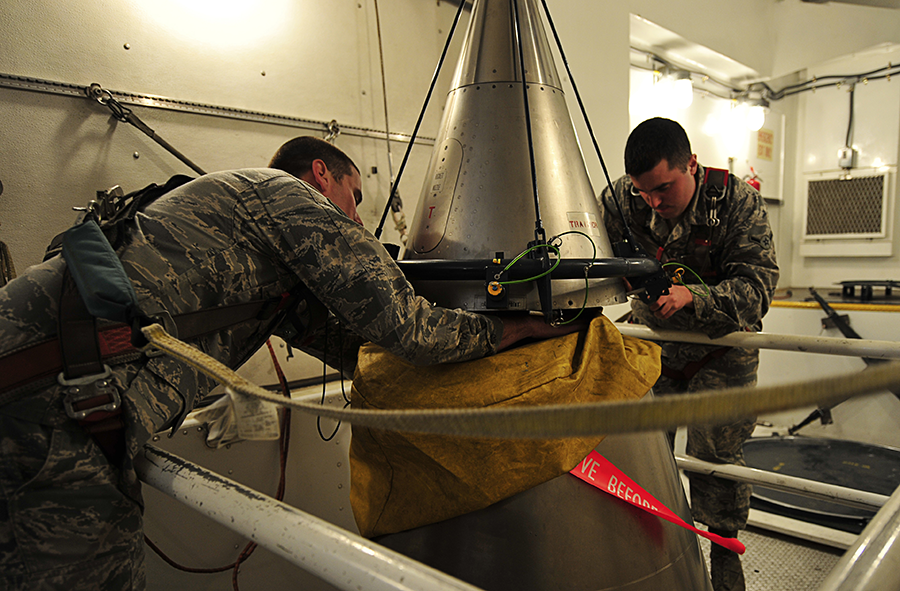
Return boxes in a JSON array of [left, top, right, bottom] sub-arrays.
[[614, 323, 900, 361], [675, 455, 888, 513], [138, 412, 900, 591], [136, 445, 482, 591], [816, 482, 900, 591]]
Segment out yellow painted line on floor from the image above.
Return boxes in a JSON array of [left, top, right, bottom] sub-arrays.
[[772, 301, 900, 313]]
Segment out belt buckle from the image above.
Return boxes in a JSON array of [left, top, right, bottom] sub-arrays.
[[58, 365, 121, 421]]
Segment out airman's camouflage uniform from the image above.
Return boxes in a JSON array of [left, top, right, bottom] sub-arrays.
[[599, 165, 778, 590], [0, 169, 503, 590]]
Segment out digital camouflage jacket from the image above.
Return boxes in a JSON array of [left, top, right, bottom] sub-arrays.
[[0, 169, 503, 465], [598, 164, 779, 364]]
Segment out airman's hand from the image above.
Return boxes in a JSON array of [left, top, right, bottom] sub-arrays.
[[647, 285, 693, 320], [497, 314, 591, 352]]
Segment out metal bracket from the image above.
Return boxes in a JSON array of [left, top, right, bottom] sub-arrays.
[[486, 257, 509, 309], [59, 365, 121, 420], [73, 185, 125, 222]]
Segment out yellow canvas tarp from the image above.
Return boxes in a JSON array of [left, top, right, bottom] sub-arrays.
[[349, 314, 661, 538]]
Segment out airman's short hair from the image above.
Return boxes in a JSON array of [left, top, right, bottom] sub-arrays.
[[269, 136, 358, 181], [624, 118, 692, 177]]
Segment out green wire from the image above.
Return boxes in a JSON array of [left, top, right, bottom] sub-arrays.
[[494, 231, 600, 325], [553, 230, 597, 260], [498, 243, 561, 285], [552, 231, 597, 325], [497, 230, 597, 325], [662, 261, 711, 297]]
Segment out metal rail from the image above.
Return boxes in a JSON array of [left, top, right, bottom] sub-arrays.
[[397, 257, 661, 280], [675, 455, 888, 513], [613, 324, 900, 361], [0, 72, 435, 146], [135, 445, 482, 591], [817, 483, 900, 591]]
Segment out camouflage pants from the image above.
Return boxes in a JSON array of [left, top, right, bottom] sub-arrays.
[[655, 345, 758, 533], [0, 413, 145, 590]]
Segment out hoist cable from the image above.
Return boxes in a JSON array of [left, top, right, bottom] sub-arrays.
[[538, 0, 637, 249], [512, 0, 544, 238], [373, 0, 468, 240], [511, 0, 555, 322], [372, 0, 410, 244], [141, 323, 900, 440]]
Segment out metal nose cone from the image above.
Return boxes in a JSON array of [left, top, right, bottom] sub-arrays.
[[403, 0, 626, 313], [377, 431, 714, 591], [450, 0, 560, 89]]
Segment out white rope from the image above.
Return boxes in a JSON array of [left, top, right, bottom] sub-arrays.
[[141, 323, 900, 439]]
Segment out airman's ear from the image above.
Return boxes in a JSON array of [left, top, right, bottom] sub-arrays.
[[310, 159, 331, 194]]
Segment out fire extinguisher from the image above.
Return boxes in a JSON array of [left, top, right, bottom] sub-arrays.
[[744, 167, 761, 192]]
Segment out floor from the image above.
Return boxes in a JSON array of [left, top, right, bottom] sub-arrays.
[[698, 525, 844, 591], [679, 426, 848, 591]]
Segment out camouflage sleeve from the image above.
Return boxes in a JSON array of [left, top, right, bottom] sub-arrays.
[[597, 176, 630, 245], [684, 181, 779, 339], [250, 175, 503, 366]]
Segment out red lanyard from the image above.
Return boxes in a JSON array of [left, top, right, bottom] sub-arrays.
[[570, 450, 745, 554]]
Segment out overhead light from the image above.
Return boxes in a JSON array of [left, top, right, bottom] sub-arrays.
[[745, 98, 769, 132], [133, 0, 293, 47], [663, 67, 694, 109]]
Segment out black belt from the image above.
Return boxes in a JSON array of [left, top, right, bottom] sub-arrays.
[[0, 295, 287, 397], [1, 277, 295, 464]]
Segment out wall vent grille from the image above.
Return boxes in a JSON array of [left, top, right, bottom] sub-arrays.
[[805, 174, 887, 239]]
